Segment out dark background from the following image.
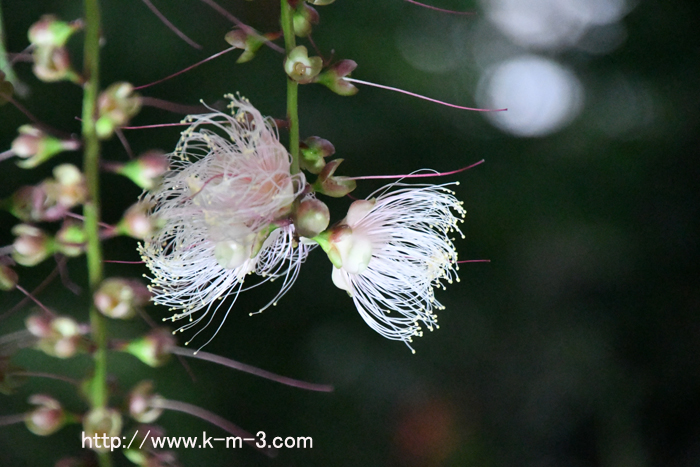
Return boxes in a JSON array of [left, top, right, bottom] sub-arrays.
[[1, 0, 699, 466]]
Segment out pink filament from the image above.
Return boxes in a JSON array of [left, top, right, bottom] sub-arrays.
[[350, 159, 485, 181], [404, 0, 476, 15], [344, 78, 506, 112]]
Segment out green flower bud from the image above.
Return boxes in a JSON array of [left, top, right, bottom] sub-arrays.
[[0, 264, 18, 291], [11, 125, 80, 169], [300, 136, 335, 174], [96, 82, 142, 139], [312, 159, 357, 197], [123, 328, 175, 367], [55, 220, 86, 257], [284, 46, 323, 84], [293, 3, 319, 37], [94, 278, 151, 320], [83, 408, 122, 452], [127, 381, 164, 423], [115, 150, 169, 190], [28, 15, 80, 48], [294, 197, 330, 238], [12, 224, 53, 266], [32, 46, 80, 83], [115, 200, 161, 240], [315, 59, 358, 96]]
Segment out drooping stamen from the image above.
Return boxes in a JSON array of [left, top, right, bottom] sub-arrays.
[[197, 0, 284, 53], [170, 346, 334, 392], [350, 159, 485, 181], [344, 78, 507, 112], [133, 47, 237, 91], [403, 0, 476, 15], [120, 121, 190, 130], [114, 128, 134, 159], [140, 0, 202, 49], [15, 284, 56, 317], [151, 398, 277, 457]]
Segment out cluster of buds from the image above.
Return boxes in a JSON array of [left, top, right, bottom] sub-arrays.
[[26, 313, 88, 358], [5, 163, 87, 222], [95, 82, 142, 139], [28, 15, 82, 83]]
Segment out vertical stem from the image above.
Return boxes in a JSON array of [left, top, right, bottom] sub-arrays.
[[81, 1, 110, 467], [280, 0, 299, 174], [0, 1, 22, 92]]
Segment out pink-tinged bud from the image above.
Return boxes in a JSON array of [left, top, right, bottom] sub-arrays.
[[314, 60, 359, 96], [0, 71, 14, 106], [43, 163, 88, 211], [117, 150, 169, 190], [300, 136, 335, 174], [12, 224, 53, 266], [284, 46, 323, 84], [116, 201, 160, 239], [29, 314, 85, 358], [32, 46, 79, 83], [123, 328, 174, 367], [293, 3, 319, 37], [311, 159, 357, 197], [83, 407, 122, 452], [127, 381, 164, 423], [26, 313, 53, 338], [94, 278, 151, 320], [0, 263, 18, 291], [28, 15, 80, 48], [11, 125, 80, 169], [55, 219, 86, 257], [96, 82, 142, 139], [7, 185, 50, 222], [294, 197, 330, 238], [224, 29, 280, 64], [25, 394, 66, 436]]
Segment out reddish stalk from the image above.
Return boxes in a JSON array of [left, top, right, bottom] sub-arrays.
[[349, 160, 484, 181], [344, 78, 506, 112]]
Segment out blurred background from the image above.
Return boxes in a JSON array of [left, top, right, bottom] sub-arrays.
[[0, 0, 698, 465]]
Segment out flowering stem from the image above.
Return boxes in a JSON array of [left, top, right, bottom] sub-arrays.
[[152, 398, 277, 457], [81, 2, 110, 467], [280, 0, 300, 175]]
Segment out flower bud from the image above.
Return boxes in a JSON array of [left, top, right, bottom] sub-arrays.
[[127, 381, 164, 423], [95, 82, 142, 139], [28, 15, 80, 48], [123, 328, 174, 367], [294, 197, 330, 238], [11, 125, 80, 169], [29, 313, 85, 358], [55, 220, 86, 257], [293, 3, 319, 37], [32, 46, 79, 83], [224, 28, 278, 64], [83, 407, 122, 452], [0, 71, 14, 106], [0, 263, 18, 291], [300, 136, 334, 174], [284, 46, 323, 84], [25, 394, 66, 436], [26, 312, 53, 338], [116, 150, 169, 190], [311, 159, 357, 197], [115, 201, 160, 239], [12, 224, 53, 266], [43, 163, 88, 210], [94, 278, 151, 319], [307, 0, 336, 5], [315, 59, 358, 96]]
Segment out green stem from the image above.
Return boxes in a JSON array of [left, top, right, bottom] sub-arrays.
[[280, 0, 299, 175], [0, 1, 24, 94], [81, 2, 110, 467]]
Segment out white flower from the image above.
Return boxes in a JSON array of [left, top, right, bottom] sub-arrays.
[[327, 182, 465, 352], [139, 95, 309, 346]]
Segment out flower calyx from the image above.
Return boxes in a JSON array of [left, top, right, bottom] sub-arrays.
[[315, 59, 358, 96], [96, 82, 142, 139], [284, 45, 323, 84], [300, 136, 334, 174], [311, 158, 357, 197]]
